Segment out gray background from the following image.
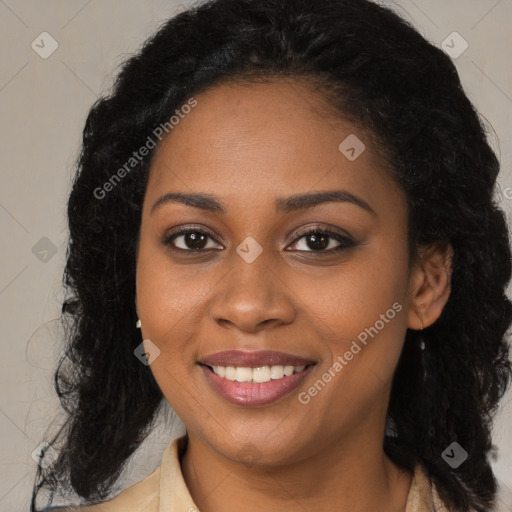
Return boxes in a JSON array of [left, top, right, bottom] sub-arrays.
[[1, 0, 511, 510]]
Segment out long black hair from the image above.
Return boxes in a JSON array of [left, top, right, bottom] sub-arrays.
[[31, 1, 512, 510]]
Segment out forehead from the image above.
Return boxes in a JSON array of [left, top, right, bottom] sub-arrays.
[[146, 78, 400, 213]]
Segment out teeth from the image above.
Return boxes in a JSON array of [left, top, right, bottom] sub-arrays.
[[270, 365, 284, 379], [210, 364, 307, 383]]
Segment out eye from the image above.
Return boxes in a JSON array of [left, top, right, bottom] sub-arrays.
[[162, 227, 223, 252], [287, 227, 357, 253], [162, 225, 357, 254]]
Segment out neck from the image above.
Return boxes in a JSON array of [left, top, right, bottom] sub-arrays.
[[180, 429, 412, 512]]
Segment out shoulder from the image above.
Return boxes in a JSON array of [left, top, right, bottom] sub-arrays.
[[43, 436, 190, 512], [49, 466, 161, 512], [412, 463, 479, 512], [43, 509, 78, 512]]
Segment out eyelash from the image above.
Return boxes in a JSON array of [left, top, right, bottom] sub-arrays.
[[162, 225, 357, 254]]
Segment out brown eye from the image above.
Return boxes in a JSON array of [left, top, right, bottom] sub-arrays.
[[163, 228, 223, 252], [288, 228, 357, 253]]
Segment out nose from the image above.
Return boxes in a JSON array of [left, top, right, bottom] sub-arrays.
[[209, 252, 296, 333]]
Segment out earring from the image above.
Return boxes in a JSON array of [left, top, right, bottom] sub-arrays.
[[418, 327, 435, 438], [419, 326, 427, 382], [136, 319, 141, 328]]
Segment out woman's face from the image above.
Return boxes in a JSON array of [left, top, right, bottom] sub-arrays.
[[136, 78, 423, 465]]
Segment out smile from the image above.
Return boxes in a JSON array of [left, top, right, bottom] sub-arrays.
[[200, 363, 315, 406]]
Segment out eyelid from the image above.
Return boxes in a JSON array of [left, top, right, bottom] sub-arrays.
[[290, 224, 355, 243]]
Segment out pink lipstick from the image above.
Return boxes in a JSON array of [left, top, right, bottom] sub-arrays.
[[198, 350, 316, 406]]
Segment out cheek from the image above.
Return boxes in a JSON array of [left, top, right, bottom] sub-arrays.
[[310, 241, 408, 333], [306, 241, 409, 387], [135, 241, 205, 415], [136, 240, 213, 341]]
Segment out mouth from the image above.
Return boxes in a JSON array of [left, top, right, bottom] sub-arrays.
[[198, 350, 317, 406]]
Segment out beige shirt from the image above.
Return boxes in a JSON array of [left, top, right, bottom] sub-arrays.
[[62, 435, 457, 512]]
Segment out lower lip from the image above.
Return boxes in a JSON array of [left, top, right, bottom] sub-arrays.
[[200, 364, 315, 406]]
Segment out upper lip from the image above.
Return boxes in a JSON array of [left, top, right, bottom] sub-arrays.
[[199, 350, 316, 368]]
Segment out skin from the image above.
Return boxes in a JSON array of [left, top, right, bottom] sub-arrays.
[[135, 78, 453, 512]]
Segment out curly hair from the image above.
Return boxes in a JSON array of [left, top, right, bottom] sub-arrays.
[[31, 0, 512, 510]]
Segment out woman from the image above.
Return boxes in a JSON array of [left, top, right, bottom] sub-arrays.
[[31, 0, 512, 511]]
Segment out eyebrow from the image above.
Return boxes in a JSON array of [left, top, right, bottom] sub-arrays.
[[150, 189, 376, 216]]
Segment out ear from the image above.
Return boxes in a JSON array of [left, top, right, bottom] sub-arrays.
[[407, 242, 454, 330]]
